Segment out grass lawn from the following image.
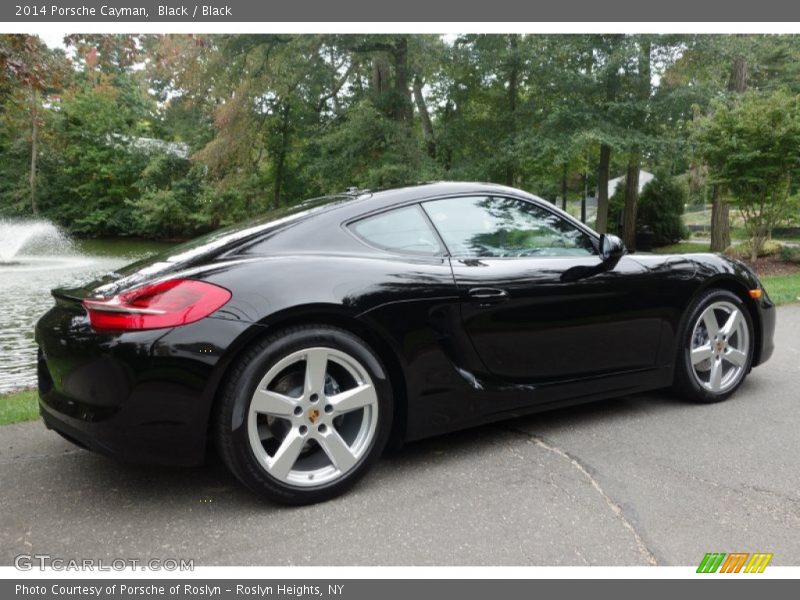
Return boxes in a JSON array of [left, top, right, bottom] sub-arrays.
[[760, 273, 800, 305], [652, 242, 711, 254], [0, 389, 39, 425]]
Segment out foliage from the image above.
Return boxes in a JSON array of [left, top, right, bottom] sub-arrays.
[[638, 172, 690, 246], [129, 155, 210, 238], [44, 75, 152, 235], [1, 34, 800, 243], [725, 239, 785, 259], [608, 170, 690, 246], [694, 90, 800, 260], [780, 244, 800, 264], [607, 180, 626, 235], [309, 100, 439, 190]]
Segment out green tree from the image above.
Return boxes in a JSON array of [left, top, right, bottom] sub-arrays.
[[695, 90, 800, 261], [0, 35, 69, 215], [638, 172, 689, 246], [129, 154, 208, 238]]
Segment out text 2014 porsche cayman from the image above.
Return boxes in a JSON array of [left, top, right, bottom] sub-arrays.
[[36, 183, 775, 504]]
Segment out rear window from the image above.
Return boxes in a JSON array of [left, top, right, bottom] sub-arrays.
[[349, 205, 443, 256]]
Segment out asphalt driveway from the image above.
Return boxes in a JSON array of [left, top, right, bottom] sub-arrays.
[[2, 306, 799, 566]]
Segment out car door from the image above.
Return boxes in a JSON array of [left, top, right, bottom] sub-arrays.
[[421, 194, 665, 383]]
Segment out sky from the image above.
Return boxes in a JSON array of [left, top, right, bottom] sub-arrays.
[[40, 33, 67, 50]]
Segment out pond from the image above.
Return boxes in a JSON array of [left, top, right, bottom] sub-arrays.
[[0, 232, 173, 394]]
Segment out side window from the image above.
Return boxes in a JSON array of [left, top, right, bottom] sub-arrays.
[[349, 205, 443, 256], [422, 196, 596, 258]]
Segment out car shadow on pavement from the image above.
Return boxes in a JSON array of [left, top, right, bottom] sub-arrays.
[[39, 390, 692, 511], [382, 390, 682, 465]]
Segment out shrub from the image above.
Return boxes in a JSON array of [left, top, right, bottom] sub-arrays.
[[607, 171, 689, 246], [638, 173, 690, 246], [607, 182, 625, 236], [780, 244, 800, 264], [726, 239, 784, 259]]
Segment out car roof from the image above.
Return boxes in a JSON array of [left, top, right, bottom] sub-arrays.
[[227, 181, 599, 259], [257, 181, 547, 233], [352, 181, 537, 211], [232, 181, 542, 237]]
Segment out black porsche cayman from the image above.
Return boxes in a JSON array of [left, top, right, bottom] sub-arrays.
[[36, 182, 775, 504]]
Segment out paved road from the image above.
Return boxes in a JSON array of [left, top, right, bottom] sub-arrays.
[[2, 306, 799, 567]]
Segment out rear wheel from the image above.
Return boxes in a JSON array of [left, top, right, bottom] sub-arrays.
[[215, 325, 393, 505], [673, 289, 754, 403]]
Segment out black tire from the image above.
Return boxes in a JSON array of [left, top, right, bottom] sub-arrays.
[[214, 324, 393, 505], [672, 289, 755, 404]]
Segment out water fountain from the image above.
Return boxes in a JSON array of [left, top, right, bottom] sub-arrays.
[[0, 219, 167, 392], [0, 219, 89, 393], [0, 218, 75, 263]]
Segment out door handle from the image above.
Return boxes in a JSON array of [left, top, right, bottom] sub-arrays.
[[468, 287, 509, 305]]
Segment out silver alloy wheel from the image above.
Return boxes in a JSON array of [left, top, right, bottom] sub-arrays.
[[246, 347, 378, 487], [689, 300, 750, 394]]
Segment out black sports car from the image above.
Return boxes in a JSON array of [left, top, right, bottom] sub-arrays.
[[35, 182, 776, 504]]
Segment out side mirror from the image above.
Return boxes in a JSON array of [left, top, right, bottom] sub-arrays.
[[599, 233, 625, 265]]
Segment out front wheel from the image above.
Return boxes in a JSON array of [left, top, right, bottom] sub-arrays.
[[214, 325, 393, 505], [673, 289, 754, 403]]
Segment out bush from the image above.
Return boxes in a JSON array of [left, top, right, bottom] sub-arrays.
[[725, 239, 784, 259], [638, 173, 690, 246], [607, 171, 689, 247], [607, 182, 625, 236], [780, 244, 800, 264]]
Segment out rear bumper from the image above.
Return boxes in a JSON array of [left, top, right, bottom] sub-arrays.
[[35, 300, 255, 466], [37, 384, 209, 467], [36, 341, 211, 466]]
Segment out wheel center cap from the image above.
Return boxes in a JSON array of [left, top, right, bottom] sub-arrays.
[[307, 408, 320, 424], [715, 340, 726, 353]]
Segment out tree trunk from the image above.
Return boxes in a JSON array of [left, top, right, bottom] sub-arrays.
[[728, 55, 747, 93], [272, 103, 290, 210], [710, 185, 730, 252], [581, 159, 588, 223], [440, 100, 454, 171], [688, 107, 705, 206], [708, 52, 748, 249], [29, 87, 39, 216], [507, 35, 519, 116], [595, 143, 611, 233], [596, 42, 619, 234], [329, 47, 342, 113], [505, 35, 519, 186], [413, 75, 435, 158], [619, 40, 650, 252], [622, 158, 640, 251], [371, 56, 390, 96], [391, 36, 412, 122], [560, 163, 568, 211]]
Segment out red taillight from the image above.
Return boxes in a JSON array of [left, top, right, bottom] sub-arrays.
[[83, 279, 232, 332]]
